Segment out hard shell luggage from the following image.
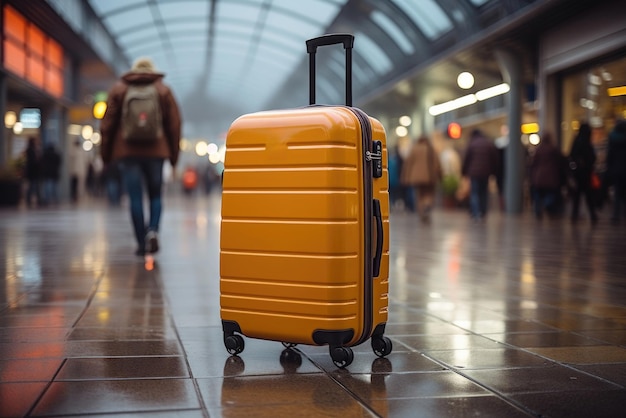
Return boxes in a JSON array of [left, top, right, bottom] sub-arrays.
[[220, 34, 391, 368]]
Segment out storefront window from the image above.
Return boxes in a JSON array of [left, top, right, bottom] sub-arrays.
[[561, 55, 626, 153]]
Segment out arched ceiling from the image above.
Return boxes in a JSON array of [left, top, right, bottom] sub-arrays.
[[87, 0, 525, 139]]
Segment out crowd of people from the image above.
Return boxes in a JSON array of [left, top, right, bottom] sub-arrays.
[[22, 137, 63, 207], [389, 120, 626, 225]]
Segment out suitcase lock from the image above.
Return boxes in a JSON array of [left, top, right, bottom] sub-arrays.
[[366, 140, 383, 178]]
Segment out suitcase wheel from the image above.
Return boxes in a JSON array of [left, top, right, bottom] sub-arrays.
[[280, 348, 302, 373], [225, 334, 245, 355], [371, 336, 393, 358], [330, 346, 354, 368]]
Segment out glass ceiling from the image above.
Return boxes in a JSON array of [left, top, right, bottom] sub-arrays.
[[87, 0, 492, 137]]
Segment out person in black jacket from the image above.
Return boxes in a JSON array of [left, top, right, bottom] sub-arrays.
[[40, 143, 62, 205], [606, 120, 626, 224], [529, 132, 567, 219], [568, 123, 597, 225], [461, 129, 499, 221], [24, 137, 41, 207]]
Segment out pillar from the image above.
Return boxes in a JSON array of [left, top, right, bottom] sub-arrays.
[[495, 48, 524, 214]]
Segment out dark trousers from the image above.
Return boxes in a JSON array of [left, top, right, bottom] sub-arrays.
[[119, 157, 164, 249], [469, 178, 489, 219], [571, 176, 597, 222]]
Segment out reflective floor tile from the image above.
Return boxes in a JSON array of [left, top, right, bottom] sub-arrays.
[[307, 351, 446, 374], [67, 326, 178, 341], [452, 319, 558, 334], [62, 339, 184, 357], [576, 329, 626, 345], [0, 327, 69, 343], [511, 390, 626, 418], [525, 345, 626, 364], [187, 349, 323, 378], [56, 356, 190, 380], [384, 396, 535, 418], [0, 358, 63, 382], [393, 334, 501, 351], [486, 331, 608, 348], [424, 348, 553, 369], [573, 363, 626, 387], [333, 371, 490, 400], [463, 365, 622, 394], [207, 403, 376, 418], [31, 379, 201, 416], [0, 382, 48, 417], [196, 375, 366, 410]]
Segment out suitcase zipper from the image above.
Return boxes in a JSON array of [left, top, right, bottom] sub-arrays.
[[349, 106, 375, 346]]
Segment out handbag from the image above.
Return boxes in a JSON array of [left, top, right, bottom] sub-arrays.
[[591, 172, 601, 190]]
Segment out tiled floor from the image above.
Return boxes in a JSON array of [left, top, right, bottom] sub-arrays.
[[1, 193, 625, 417]]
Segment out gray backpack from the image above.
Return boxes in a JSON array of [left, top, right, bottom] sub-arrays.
[[121, 83, 162, 144]]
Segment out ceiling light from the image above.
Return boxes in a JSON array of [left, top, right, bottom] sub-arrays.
[[82, 141, 94, 151], [457, 72, 474, 89], [81, 125, 93, 140], [475, 83, 510, 101], [195, 141, 208, 156], [399, 115, 412, 126], [529, 134, 540, 146], [429, 94, 477, 116], [13, 122, 23, 134], [4, 111, 16, 128], [395, 126, 408, 137]]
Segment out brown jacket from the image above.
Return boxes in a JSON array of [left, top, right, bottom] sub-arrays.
[[100, 71, 181, 167], [400, 137, 442, 186]]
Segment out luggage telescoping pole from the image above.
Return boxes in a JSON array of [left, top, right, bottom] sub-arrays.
[[306, 34, 354, 106]]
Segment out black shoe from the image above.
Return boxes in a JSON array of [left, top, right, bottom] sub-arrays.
[[145, 230, 159, 253]]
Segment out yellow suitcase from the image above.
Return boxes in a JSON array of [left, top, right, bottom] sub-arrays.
[[220, 34, 391, 368]]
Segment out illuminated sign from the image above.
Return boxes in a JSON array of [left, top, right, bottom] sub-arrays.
[[19, 108, 41, 128]]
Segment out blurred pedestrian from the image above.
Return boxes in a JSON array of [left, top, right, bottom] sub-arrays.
[[388, 145, 401, 209], [102, 161, 123, 206], [568, 123, 597, 225], [396, 142, 416, 212], [24, 137, 41, 207], [400, 135, 442, 223], [606, 120, 626, 224], [40, 143, 62, 205], [461, 129, 499, 221], [529, 132, 567, 219], [494, 126, 509, 211], [101, 56, 182, 256]]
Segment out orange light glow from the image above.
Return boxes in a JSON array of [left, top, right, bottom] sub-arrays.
[[447, 122, 462, 139]]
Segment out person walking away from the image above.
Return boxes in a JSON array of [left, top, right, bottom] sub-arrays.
[[461, 129, 499, 221], [606, 120, 626, 224], [400, 135, 442, 223], [24, 137, 41, 207], [494, 126, 509, 211], [387, 145, 401, 210], [529, 132, 566, 219], [100, 57, 181, 256], [40, 143, 62, 205], [568, 123, 597, 225]]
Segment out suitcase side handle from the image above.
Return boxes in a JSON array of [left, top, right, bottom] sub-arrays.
[[373, 198, 383, 278], [306, 33, 354, 106]]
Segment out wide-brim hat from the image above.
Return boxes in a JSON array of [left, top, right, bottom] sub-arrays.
[[131, 57, 157, 73]]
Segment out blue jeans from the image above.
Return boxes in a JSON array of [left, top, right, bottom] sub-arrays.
[[119, 158, 164, 249], [469, 178, 489, 219]]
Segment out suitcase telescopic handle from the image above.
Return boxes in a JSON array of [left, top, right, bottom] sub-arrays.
[[373, 199, 383, 278], [306, 34, 354, 106]]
